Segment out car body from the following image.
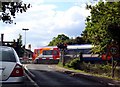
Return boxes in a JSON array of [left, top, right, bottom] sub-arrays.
[[0, 46, 25, 83]]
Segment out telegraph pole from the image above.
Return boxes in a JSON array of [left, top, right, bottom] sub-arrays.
[[22, 28, 29, 48], [57, 43, 67, 66], [0, 34, 4, 46]]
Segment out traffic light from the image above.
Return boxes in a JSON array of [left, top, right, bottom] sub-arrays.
[[57, 43, 67, 50]]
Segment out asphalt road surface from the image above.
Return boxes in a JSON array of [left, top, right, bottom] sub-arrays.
[[25, 64, 109, 87]]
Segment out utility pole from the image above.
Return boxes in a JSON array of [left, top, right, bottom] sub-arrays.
[[57, 43, 67, 66], [0, 34, 4, 46], [22, 28, 29, 48]]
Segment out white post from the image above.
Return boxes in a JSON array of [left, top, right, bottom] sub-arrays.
[[22, 28, 29, 48]]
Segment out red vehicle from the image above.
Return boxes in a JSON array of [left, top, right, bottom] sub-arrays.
[[32, 46, 60, 63]]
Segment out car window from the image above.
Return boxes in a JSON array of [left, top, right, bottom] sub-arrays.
[[43, 50, 52, 55], [53, 50, 59, 55], [0, 47, 16, 62]]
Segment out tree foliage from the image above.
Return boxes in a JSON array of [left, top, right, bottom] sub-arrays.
[[14, 34, 24, 57], [17, 34, 22, 47], [0, 0, 31, 24], [66, 36, 91, 45], [48, 34, 90, 46], [82, 1, 120, 53], [48, 34, 70, 46]]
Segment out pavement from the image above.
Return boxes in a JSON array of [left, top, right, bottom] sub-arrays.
[[23, 64, 120, 87]]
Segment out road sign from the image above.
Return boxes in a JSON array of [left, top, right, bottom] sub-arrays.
[[110, 46, 118, 55], [108, 44, 119, 57]]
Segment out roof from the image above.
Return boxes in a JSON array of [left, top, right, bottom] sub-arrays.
[[0, 46, 13, 50], [67, 44, 93, 49], [25, 49, 33, 53], [34, 44, 93, 50]]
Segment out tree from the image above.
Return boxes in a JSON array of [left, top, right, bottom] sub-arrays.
[[48, 34, 70, 46], [83, 1, 120, 54], [14, 34, 24, 57], [17, 34, 22, 47], [0, 0, 31, 24], [48, 34, 90, 46], [83, 1, 120, 78], [65, 36, 90, 45]]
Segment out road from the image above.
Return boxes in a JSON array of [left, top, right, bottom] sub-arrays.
[[25, 64, 108, 87]]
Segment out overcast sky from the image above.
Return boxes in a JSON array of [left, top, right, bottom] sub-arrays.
[[0, 0, 99, 51]]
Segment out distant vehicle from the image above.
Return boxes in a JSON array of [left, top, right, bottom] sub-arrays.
[[0, 46, 25, 83], [66, 44, 93, 55], [33, 44, 115, 63], [65, 44, 117, 62], [33, 46, 60, 64]]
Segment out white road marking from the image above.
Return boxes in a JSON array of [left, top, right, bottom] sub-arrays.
[[23, 64, 36, 78], [108, 83, 115, 86], [25, 72, 39, 87], [48, 65, 53, 69]]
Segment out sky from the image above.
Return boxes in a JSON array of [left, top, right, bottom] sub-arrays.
[[0, 0, 99, 51]]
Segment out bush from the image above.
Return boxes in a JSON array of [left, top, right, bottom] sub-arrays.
[[66, 58, 80, 69], [64, 59, 120, 80]]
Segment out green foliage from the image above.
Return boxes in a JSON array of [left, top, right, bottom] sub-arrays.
[[66, 61, 120, 79], [48, 34, 70, 46], [66, 58, 80, 69], [82, 1, 120, 53], [17, 34, 22, 47], [48, 34, 90, 46], [67, 36, 91, 45], [15, 34, 24, 57], [17, 34, 24, 57], [80, 62, 120, 79], [0, 1, 31, 24]]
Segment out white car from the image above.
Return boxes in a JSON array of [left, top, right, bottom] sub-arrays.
[[0, 46, 25, 84]]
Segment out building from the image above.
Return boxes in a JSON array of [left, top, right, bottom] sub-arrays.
[[0, 34, 33, 59]]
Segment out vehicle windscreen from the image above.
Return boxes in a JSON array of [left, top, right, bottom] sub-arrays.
[[43, 50, 52, 55], [0, 48, 16, 62], [53, 50, 59, 55]]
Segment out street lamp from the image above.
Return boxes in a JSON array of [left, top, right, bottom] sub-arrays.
[[22, 28, 29, 48]]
